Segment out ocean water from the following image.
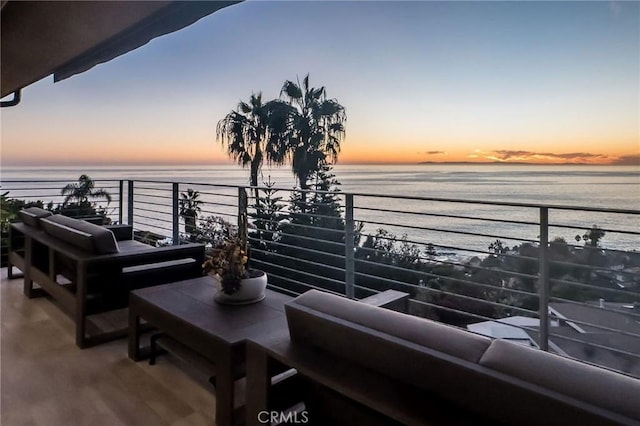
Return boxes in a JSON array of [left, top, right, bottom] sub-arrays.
[[2, 164, 639, 253]]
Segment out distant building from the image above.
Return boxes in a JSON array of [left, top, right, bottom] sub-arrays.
[[467, 316, 542, 348]]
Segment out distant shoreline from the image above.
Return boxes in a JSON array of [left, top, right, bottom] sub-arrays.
[[416, 161, 639, 166]]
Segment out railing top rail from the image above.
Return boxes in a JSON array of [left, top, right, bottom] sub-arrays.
[[2, 179, 639, 215]]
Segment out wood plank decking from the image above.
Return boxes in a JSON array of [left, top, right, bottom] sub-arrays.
[[1, 268, 216, 426]]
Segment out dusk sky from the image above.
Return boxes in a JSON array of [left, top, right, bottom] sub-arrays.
[[1, 0, 639, 166]]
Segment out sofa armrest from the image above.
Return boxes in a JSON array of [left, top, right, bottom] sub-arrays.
[[84, 242, 205, 267], [104, 224, 133, 241], [359, 290, 409, 312]]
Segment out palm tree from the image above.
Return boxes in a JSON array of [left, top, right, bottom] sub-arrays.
[[216, 93, 291, 202], [61, 174, 112, 206], [179, 188, 202, 242], [280, 74, 346, 191]]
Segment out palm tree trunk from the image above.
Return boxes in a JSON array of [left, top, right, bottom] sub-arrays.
[[298, 171, 310, 214], [250, 157, 261, 206]]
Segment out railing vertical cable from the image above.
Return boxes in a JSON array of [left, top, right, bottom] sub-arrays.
[[345, 194, 355, 298], [118, 180, 124, 224], [538, 207, 550, 351], [127, 180, 134, 226], [172, 183, 179, 245]]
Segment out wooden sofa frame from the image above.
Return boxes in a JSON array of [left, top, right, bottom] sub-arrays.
[[9, 221, 205, 348]]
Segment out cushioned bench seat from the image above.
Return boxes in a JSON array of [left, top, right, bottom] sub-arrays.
[[9, 210, 205, 348], [247, 290, 640, 426]]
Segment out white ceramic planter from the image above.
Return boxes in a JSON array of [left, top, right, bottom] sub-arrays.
[[214, 270, 267, 305]]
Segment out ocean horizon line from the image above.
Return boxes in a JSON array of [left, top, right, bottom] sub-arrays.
[[2, 161, 639, 169]]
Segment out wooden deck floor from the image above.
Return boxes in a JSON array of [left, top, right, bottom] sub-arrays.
[[1, 268, 216, 426]]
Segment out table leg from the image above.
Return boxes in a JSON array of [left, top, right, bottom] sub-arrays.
[[216, 347, 234, 426], [75, 263, 87, 348], [23, 237, 33, 297], [246, 343, 270, 426], [128, 303, 141, 361]]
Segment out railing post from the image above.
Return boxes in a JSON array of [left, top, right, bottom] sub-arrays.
[[345, 194, 355, 299], [538, 207, 550, 351], [238, 187, 248, 250], [173, 183, 179, 245], [118, 180, 124, 224], [127, 180, 134, 226]]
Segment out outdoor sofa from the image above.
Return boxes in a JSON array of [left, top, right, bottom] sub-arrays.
[[8, 207, 205, 348], [246, 289, 640, 426]]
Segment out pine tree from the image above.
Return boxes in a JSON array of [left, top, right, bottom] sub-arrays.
[[281, 163, 345, 257], [249, 177, 285, 251]]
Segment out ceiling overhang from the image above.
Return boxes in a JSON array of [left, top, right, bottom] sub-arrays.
[[1, 0, 240, 99]]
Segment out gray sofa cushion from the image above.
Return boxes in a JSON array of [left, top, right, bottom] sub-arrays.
[[289, 290, 491, 363], [286, 290, 499, 405], [18, 207, 52, 228], [40, 215, 119, 254], [479, 339, 640, 420], [117, 239, 154, 252]]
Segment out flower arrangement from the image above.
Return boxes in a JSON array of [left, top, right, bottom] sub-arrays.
[[202, 237, 250, 295]]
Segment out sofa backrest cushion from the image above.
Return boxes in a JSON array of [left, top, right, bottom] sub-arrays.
[[288, 289, 492, 363], [286, 290, 499, 402], [40, 215, 119, 254], [18, 207, 53, 228], [479, 339, 640, 420]]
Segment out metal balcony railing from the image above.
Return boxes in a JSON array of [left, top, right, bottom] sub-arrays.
[[2, 178, 639, 378]]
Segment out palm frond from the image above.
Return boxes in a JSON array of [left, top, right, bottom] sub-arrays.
[[238, 100, 251, 114], [276, 74, 347, 189], [61, 183, 78, 196], [302, 74, 310, 92], [280, 80, 303, 102], [90, 189, 112, 204]]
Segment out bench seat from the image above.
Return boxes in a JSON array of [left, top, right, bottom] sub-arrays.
[[246, 290, 640, 426], [9, 212, 205, 348]]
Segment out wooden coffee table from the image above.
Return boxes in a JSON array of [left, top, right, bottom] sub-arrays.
[[128, 276, 292, 426]]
